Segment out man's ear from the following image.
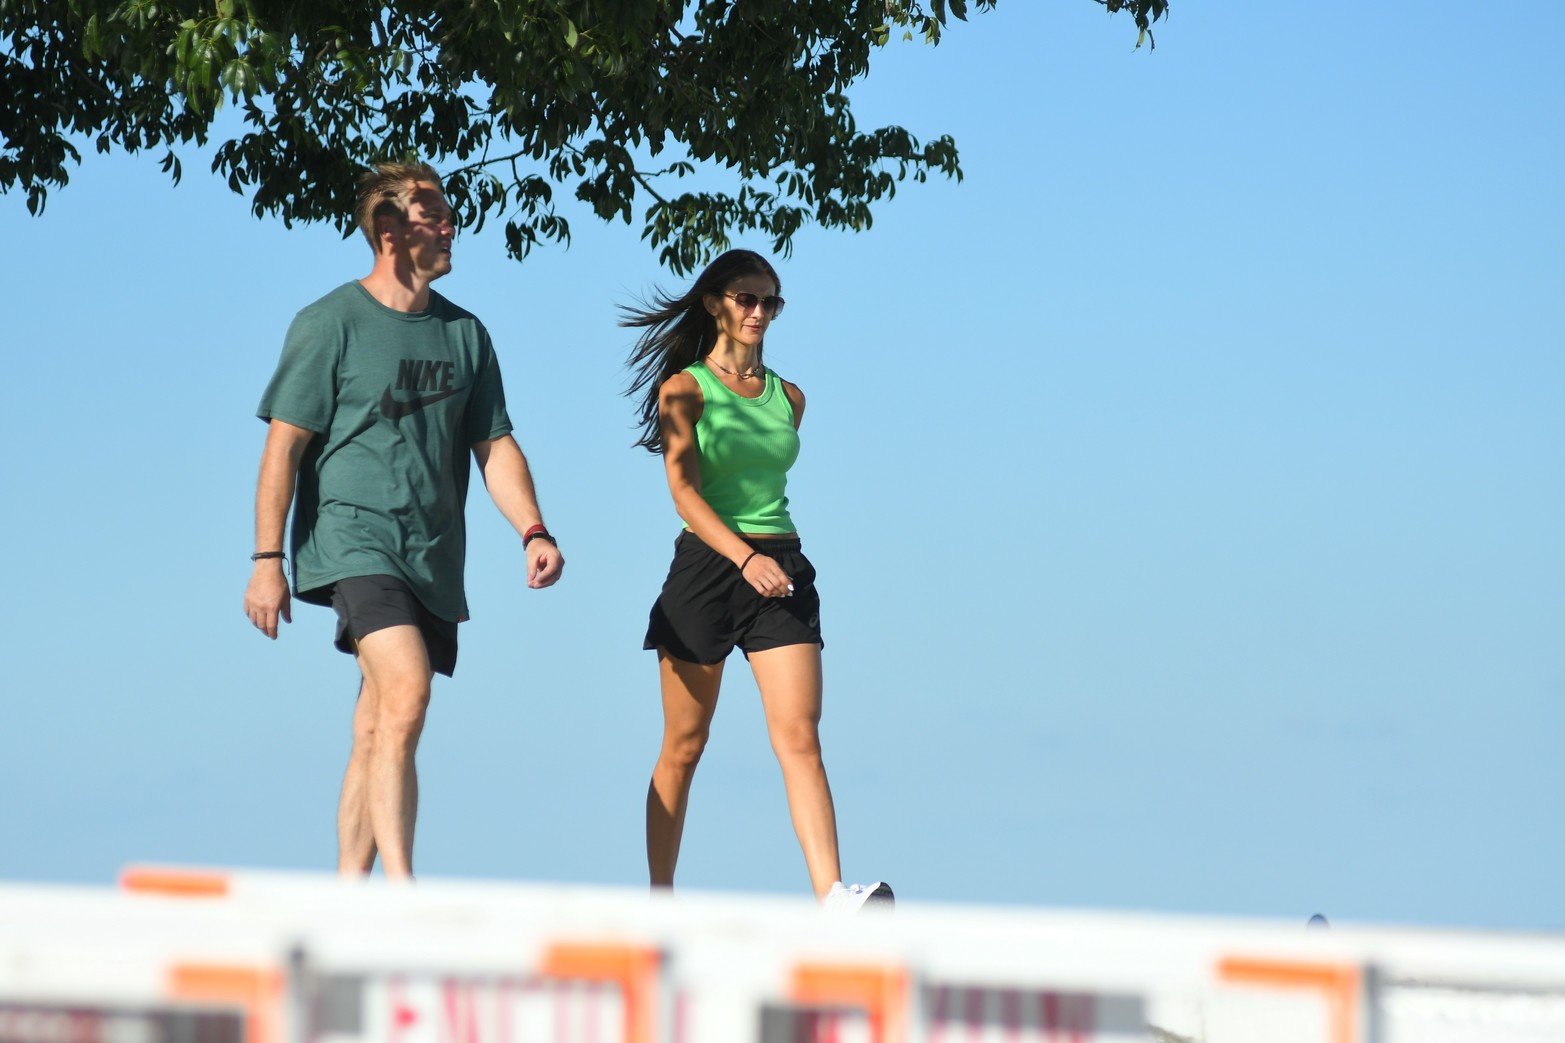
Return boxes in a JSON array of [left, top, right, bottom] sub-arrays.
[[374, 214, 401, 252]]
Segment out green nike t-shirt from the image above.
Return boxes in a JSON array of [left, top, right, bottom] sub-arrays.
[[257, 281, 513, 622]]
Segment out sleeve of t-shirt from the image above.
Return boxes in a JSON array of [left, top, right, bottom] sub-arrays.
[[256, 309, 340, 433], [465, 328, 514, 445]]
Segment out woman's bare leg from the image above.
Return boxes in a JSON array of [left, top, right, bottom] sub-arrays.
[[646, 651, 724, 889], [750, 643, 841, 899]]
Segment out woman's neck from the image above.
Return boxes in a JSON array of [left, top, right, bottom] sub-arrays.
[[707, 336, 761, 376]]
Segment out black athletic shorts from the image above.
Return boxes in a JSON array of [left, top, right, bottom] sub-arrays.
[[329, 574, 459, 677], [644, 531, 824, 665]]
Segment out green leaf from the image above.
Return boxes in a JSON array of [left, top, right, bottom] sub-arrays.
[[3, 0, 1155, 272]]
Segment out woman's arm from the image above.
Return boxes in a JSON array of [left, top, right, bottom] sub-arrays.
[[660, 372, 792, 598]]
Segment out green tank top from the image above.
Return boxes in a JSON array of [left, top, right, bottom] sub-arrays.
[[684, 361, 799, 533]]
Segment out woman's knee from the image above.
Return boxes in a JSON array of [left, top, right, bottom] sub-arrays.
[[769, 719, 822, 761], [659, 726, 710, 773]]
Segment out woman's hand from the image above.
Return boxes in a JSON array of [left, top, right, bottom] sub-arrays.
[[741, 552, 793, 598]]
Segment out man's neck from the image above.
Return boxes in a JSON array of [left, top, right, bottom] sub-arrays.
[[359, 259, 434, 313]]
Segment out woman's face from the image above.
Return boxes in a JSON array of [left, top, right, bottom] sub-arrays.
[[705, 272, 779, 349]]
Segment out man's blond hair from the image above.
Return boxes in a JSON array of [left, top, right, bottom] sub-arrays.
[[354, 162, 443, 251]]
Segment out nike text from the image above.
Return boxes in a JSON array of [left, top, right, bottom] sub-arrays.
[[396, 359, 456, 392]]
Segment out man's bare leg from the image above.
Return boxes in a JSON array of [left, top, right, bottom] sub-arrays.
[[336, 678, 379, 876], [353, 625, 433, 880]]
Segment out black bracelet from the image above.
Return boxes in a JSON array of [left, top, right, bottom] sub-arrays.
[[523, 530, 557, 547], [251, 551, 286, 561], [738, 550, 760, 572]]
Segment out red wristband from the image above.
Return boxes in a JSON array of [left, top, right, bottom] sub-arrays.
[[523, 523, 548, 541]]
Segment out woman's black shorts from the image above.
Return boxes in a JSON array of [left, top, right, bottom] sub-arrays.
[[328, 574, 459, 677], [644, 532, 824, 665]]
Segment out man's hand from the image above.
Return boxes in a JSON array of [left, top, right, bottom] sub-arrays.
[[473, 435, 562, 590], [244, 561, 293, 638], [246, 419, 313, 640], [525, 538, 564, 589]]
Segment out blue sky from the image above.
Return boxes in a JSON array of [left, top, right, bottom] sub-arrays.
[[2, 2, 1560, 931]]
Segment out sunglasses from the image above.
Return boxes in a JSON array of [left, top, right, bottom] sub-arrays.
[[722, 291, 787, 317]]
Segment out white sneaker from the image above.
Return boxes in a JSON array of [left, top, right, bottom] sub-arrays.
[[822, 880, 895, 912]]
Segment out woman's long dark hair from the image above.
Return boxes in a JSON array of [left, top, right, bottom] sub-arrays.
[[623, 249, 781, 454]]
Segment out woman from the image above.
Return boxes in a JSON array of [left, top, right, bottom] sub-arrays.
[[624, 249, 891, 910]]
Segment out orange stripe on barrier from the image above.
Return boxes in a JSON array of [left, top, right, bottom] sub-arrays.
[[120, 866, 231, 898], [541, 943, 661, 1043], [1218, 957, 1359, 1043], [790, 963, 910, 1043], [167, 963, 283, 1043]]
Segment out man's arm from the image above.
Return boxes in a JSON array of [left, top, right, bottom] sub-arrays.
[[243, 419, 315, 638], [473, 434, 563, 589]]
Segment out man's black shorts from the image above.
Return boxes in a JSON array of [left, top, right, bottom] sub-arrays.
[[329, 575, 459, 677], [644, 531, 824, 665]]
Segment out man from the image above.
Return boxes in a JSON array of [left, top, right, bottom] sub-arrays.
[[242, 162, 563, 880]]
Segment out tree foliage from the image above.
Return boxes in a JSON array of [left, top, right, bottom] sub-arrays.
[[1, 0, 1167, 272]]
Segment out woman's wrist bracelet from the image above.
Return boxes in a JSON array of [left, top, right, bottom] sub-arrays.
[[738, 550, 760, 572]]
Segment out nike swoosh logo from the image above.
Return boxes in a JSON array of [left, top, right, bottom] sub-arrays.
[[381, 386, 464, 419]]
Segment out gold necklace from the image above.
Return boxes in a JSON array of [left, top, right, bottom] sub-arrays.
[[707, 357, 763, 380]]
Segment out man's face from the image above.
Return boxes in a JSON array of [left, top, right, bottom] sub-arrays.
[[394, 182, 455, 279]]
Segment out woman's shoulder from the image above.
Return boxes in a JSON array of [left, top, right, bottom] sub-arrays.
[[774, 372, 805, 425], [775, 372, 805, 403], [663, 368, 701, 395], [659, 369, 703, 412], [679, 359, 720, 386]]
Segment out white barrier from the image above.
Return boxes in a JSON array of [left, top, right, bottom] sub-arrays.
[[0, 867, 1559, 1043]]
